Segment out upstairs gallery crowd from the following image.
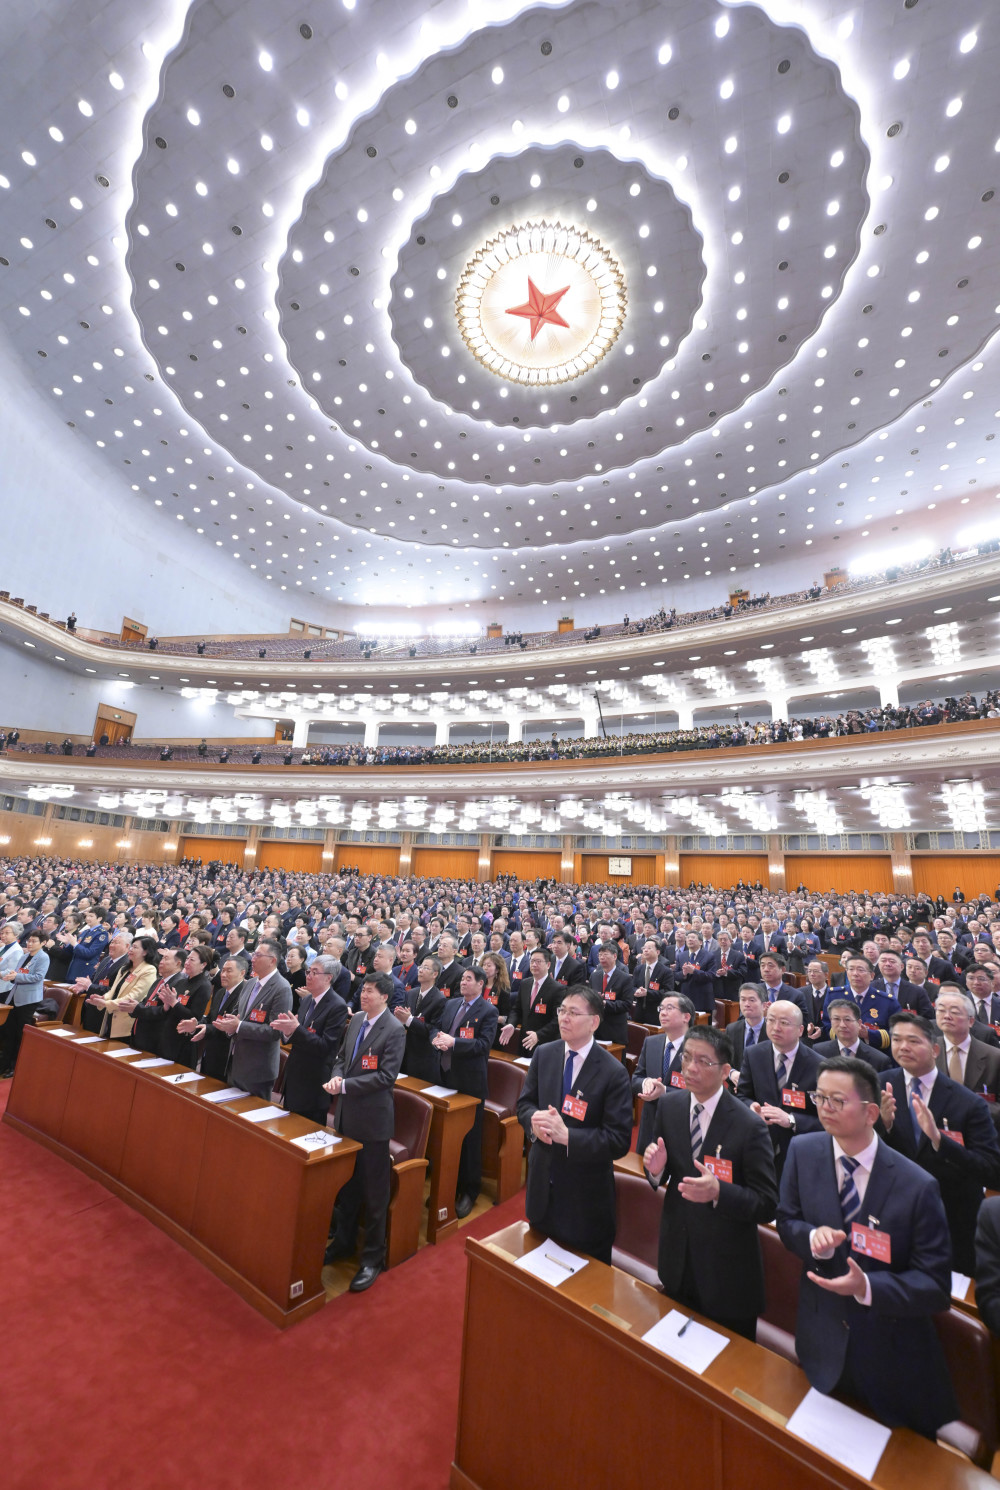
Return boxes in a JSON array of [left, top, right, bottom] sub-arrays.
[[3, 853, 1000, 1438]]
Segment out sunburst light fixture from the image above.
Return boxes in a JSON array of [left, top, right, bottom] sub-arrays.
[[455, 221, 627, 385]]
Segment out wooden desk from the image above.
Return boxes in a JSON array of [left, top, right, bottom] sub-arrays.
[[395, 1074, 479, 1242], [0, 1003, 9, 1028], [453, 1221, 991, 1490], [4, 1027, 360, 1327], [491, 1041, 625, 1067]]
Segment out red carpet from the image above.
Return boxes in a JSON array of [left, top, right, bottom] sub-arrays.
[[0, 1084, 525, 1489]]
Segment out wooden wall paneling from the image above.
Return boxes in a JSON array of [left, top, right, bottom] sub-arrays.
[[256, 842, 324, 874], [911, 854, 1000, 901], [333, 845, 401, 876], [410, 848, 479, 880], [0, 809, 177, 863], [181, 836, 246, 867], [491, 850, 562, 880], [784, 854, 894, 895], [678, 855, 770, 889], [580, 854, 658, 885]]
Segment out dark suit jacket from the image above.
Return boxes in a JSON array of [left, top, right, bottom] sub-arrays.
[[510, 973, 564, 1044], [632, 959, 674, 1021], [199, 978, 245, 1080], [725, 1017, 766, 1072], [875, 977, 935, 1020], [713, 946, 747, 999], [777, 1134, 957, 1437], [631, 1028, 687, 1152], [811, 1038, 891, 1073], [880, 1066, 1000, 1273], [517, 1040, 632, 1262], [440, 994, 498, 1099], [434, 960, 463, 999], [401, 984, 447, 1082], [674, 946, 720, 1014], [974, 1194, 1000, 1335], [549, 954, 588, 989], [750, 932, 788, 959], [762, 981, 810, 1021], [647, 1088, 777, 1319], [128, 972, 184, 1054], [283, 988, 349, 1119], [589, 964, 635, 1043], [331, 1007, 406, 1142], [736, 1041, 822, 1175], [160, 971, 211, 1067]]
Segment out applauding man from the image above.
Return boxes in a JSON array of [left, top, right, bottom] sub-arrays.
[[643, 1026, 777, 1338]]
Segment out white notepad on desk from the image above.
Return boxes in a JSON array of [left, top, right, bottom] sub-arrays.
[[240, 1104, 291, 1123], [785, 1388, 891, 1481], [641, 1309, 729, 1376], [72, 1035, 104, 1045], [515, 1240, 588, 1288], [131, 1057, 172, 1068], [159, 1070, 202, 1086], [421, 1084, 458, 1098], [201, 1086, 246, 1103], [291, 1131, 342, 1153]]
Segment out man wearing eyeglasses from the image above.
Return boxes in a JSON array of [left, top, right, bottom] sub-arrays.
[[517, 987, 633, 1264], [736, 1000, 822, 1180], [878, 1011, 1000, 1274], [643, 1025, 777, 1339], [777, 1055, 957, 1439]]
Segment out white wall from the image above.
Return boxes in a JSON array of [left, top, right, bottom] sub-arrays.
[[0, 335, 293, 637], [0, 643, 265, 739]]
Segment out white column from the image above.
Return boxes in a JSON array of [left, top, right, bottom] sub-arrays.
[[434, 716, 450, 746], [363, 716, 379, 747], [676, 701, 694, 730], [507, 714, 524, 743], [291, 715, 310, 748], [768, 694, 789, 722], [582, 709, 601, 739], [878, 678, 899, 708]]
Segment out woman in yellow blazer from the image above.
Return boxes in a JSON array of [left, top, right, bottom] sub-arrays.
[[91, 937, 159, 1040]]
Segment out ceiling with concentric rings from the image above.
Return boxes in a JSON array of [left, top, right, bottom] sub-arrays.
[[1, 0, 999, 620]]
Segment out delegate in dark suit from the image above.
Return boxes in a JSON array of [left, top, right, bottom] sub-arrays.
[[508, 973, 564, 1045], [160, 969, 212, 1067], [974, 1194, 1000, 1336], [879, 1067, 1000, 1274], [673, 945, 719, 1015], [777, 1133, 957, 1438], [518, 1039, 632, 1264], [197, 974, 245, 1080], [811, 1038, 891, 1073], [724, 1016, 766, 1072], [737, 1040, 822, 1178], [589, 962, 635, 1043], [78, 952, 130, 1033], [399, 981, 447, 1082], [632, 958, 674, 1023], [646, 1088, 777, 1336], [282, 987, 349, 1124], [434, 986, 499, 1205], [631, 1028, 686, 1154], [327, 1000, 406, 1273]]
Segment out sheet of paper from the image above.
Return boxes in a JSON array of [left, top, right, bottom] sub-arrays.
[[951, 1270, 972, 1300], [641, 1309, 730, 1375], [131, 1057, 172, 1068], [421, 1084, 459, 1098], [47, 1028, 77, 1037], [104, 1047, 140, 1058], [291, 1131, 343, 1153], [158, 1070, 202, 1086], [785, 1387, 891, 1481], [514, 1056, 533, 1067], [515, 1240, 589, 1288], [240, 1104, 291, 1123], [72, 1035, 105, 1045], [596, 1039, 612, 1047], [201, 1086, 247, 1103]]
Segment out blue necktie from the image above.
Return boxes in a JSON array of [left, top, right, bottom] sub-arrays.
[[562, 1047, 575, 1102], [351, 1018, 371, 1066], [775, 1054, 788, 1089], [745, 1025, 756, 1048], [662, 1041, 674, 1080], [839, 1156, 861, 1226], [690, 1101, 705, 1162], [909, 1075, 923, 1128]]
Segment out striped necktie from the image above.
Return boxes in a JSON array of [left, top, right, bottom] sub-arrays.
[[690, 1101, 705, 1162], [839, 1156, 861, 1226]]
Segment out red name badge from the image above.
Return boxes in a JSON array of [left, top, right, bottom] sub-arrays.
[[179, 994, 190, 1006], [248, 1008, 267, 1023], [942, 1126, 965, 1146], [535, 1002, 547, 1015], [486, 993, 498, 1005], [851, 1223, 891, 1263], [361, 1053, 379, 1070], [562, 1095, 588, 1121], [981, 1092, 997, 1105], [356, 965, 368, 977], [605, 991, 616, 1001], [649, 982, 660, 992], [782, 1087, 806, 1109], [459, 1025, 475, 1039], [557, 979, 568, 987], [670, 1071, 687, 1089], [703, 1155, 733, 1183]]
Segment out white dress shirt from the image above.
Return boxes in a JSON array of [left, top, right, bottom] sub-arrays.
[[810, 1132, 881, 1307], [562, 1035, 594, 1094]]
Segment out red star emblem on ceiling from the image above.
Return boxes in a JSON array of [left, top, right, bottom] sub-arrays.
[[505, 277, 571, 340]]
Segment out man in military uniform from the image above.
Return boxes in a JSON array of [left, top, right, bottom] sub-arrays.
[[833, 954, 901, 1051]]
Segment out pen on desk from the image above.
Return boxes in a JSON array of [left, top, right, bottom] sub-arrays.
[[545, 1253, 574, 1273], [676, 1318, 691, 1337]]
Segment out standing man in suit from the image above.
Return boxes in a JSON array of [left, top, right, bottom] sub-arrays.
[[975, 1195, 1000, 1335], [432, 964, 498, 1218], [632, 993, 696, 1152], [758, 953, 809, 1021], [590, 941, 635, 1043], [751, 917, 787, 961], [179, 954, 246, 1079], [737, 1000, 822, 1180], [714, 931, 746, 1003], [517, 987, 633, 1264], [506, 932, 530, 983], [392, 954, 446, 1081], [964, 964, 1000, 1032], [673, 931, 719, 1015], [323, 971, 405, 1291], [0, 932, 49, 1077], [499, 947, 563, 1051], [811, 999, 892, 1072], [724, 983, 767, 1075], [548, 931, 587, 991], [875, 950, 934, 1019], [933, 986, 1000, 1101], [878, 1011, 1000, 1273], [213, 939, 292, 1099], [633, 939, 674, 1023], [121, 946, 186, 1055], [777, 1055, 958, 1439], [433, 935, 463, 998], [272, 954, 348, 1124], [643, 1025, 777, 1339], [802, 959, 835, 1041], [76, 930, 132, 1033]]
